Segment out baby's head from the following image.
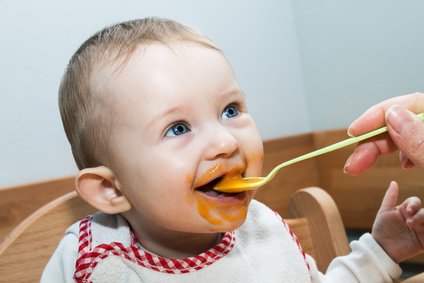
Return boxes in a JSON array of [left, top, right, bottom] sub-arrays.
[[60, 17, 264, 234], [60, 18, 219, 169]]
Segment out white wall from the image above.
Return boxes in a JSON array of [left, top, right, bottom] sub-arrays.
[[0, 0, 309, 187], [3, 1, 423, 188], [292, 0, 424, 130]]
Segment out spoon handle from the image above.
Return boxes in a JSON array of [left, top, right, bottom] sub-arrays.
[[266, 112, 424, 181]]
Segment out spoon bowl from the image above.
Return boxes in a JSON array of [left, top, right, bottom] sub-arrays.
[[214, 112, 424, 193]]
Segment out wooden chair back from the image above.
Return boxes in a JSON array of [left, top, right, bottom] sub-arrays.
[[0, 192, 95, 282], [0, 187, 349, 282]]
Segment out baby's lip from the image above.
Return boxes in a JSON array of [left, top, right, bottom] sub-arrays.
[[193, 164, 245, 190], [194, 176, 223, 194], [193, 171, 224, 190]]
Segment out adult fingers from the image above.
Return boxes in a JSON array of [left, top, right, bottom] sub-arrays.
[[348, 92, 424, 137], [343, 135, 397, 175], [386, 105, 424, 168]]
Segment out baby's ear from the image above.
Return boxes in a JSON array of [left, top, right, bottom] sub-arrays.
[[75, 166, 131, 214]]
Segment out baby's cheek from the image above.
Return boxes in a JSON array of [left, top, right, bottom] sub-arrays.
[[185, 173, 195, 185], [246, 151, 264, 176]]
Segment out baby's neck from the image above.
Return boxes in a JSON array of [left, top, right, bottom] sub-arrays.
[[125, 214, 223, 259], [137, 232, 222, 259]]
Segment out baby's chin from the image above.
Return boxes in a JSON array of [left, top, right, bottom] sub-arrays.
[[201, 204, 252, 233], [213, 219, 247, 233]]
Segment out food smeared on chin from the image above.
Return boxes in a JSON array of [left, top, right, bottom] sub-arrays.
[[195, 195, 248, 225]]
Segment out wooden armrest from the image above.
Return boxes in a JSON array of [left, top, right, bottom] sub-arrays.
[[285, 187, 350, 272], [0, 191, 95, 281]]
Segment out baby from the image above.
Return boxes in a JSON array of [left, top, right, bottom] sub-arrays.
[[42, 18, 424, 282]]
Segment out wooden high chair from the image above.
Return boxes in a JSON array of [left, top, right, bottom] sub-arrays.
[[0, 186, 351, 282]]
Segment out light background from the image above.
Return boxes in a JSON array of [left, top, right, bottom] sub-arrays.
[[1, 0, 423, 187]]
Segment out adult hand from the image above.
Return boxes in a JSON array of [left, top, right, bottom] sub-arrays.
[[344, 92, 424, 175]]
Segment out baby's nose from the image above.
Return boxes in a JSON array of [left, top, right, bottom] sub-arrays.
[[203, 126, 239, 160]]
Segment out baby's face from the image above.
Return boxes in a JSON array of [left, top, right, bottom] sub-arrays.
[[96, 42, 263, 233]]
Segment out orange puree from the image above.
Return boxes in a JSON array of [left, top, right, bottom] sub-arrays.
[[214, 174, 263, 193]]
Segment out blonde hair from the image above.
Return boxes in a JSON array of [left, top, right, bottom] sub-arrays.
[[59, 17, 218, 169]]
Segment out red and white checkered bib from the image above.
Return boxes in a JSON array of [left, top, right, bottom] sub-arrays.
[[74, 200, 310, 283]]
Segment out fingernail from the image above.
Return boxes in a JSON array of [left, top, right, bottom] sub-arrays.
[[400, 151, 408, 169], [347, 120, 359, 137], [347, 128, 354, 137], [343, 154, 353, 174], [385, 105, 416, 134], [402, 159, 415, 169], [401, 156, 408, 169]]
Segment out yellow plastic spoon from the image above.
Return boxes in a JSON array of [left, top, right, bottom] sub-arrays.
[[214, 112, 424, 193]]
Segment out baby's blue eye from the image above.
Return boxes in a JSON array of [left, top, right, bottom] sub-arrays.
[[165, 123, 191, 137], [222, 105, 239, 120]]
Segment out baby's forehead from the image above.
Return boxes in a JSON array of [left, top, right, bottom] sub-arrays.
[[96, 40, 217, 71], [91, 42, 225, 97], [89, 44, 152, 99]]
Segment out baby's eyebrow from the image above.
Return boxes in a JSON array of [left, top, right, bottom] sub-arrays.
[[221, 88, 245, 100], [145, 105, 187, 131]]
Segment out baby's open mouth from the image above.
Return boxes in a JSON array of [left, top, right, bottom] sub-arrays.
[[195, 177, 243, 198]]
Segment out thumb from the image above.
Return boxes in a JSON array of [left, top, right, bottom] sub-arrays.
[[378, 181, 399, 214], [385, 105, 424, 168]]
